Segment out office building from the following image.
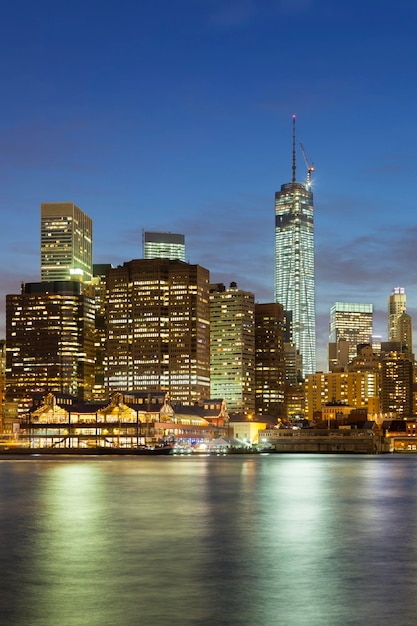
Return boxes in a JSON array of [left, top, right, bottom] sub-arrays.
[[255, 303, 286, 418], [380, 350, 414, 418], [106, 259, 210, 404], [387, 288, 413, 356], [41, 202, 93, 282], [5, 281, 95, 417], [143, 231, 185, 261], [388, 287, 406, 341], [305, 370, 380, 421], [210, 283, 255, 415], [329, 302, 373, 364], [91, 264, 113, 401], [274, 116, 316, 375]]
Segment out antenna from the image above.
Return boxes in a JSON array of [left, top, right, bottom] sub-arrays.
[[292, 114, 296, 184]]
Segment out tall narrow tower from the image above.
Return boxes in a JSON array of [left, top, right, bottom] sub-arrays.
[[388, 287, 407, 341], [274, 116, 316, 375]]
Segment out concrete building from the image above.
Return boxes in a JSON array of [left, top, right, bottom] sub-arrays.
[[41, 202, 93, 283], [329, 302, 373, 365], [255, 303, 286, 419], [143, 231, 185, 261], [106, 259, 210, 404], [274, 116, 316, 375], [305, 370, 380, 421], [210, 283, 255, 415], [5, 281, 95, 420]]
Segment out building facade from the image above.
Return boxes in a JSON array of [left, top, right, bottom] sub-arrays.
[[106, 259, 210, 404], [5, 281, 95, 418], [255, 303, 286, 418], [41, 202, 93, 282], [274, 117, 316, 375], [329, 302, 373, 365], [380, 351, 414, 418], [143, 231, 185, 261], [388, 287, 407, 341], [210, 283, 255, 415], [305, 370, 380, 421]]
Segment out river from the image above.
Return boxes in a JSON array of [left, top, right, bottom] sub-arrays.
[[0, 454, 416, 625]]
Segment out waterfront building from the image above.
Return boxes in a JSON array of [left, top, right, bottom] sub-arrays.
[[210, 283, 255, 415], [41, 202, 93, 283], [143, 231, 185, 261], [329, 302, 373, 365], [5, 281, 95, 420], [274, 116, 316, 375], [106, 259, 210, 404], [22, 391, 226, 450], [255, 303, 286, 419]]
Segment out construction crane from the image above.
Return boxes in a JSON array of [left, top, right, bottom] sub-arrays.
[[299, 142, 315, 190]]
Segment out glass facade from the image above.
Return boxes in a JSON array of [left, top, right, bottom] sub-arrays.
[[41, 202, 93, 282], [143, 232, 185, 262], [329, 302, 373, 362], [274, 182, 316, 375]]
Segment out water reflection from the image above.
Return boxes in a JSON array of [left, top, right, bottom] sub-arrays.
[[1, 456, 417, 625]]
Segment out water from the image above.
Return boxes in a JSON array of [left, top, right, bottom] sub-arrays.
[[1, 454, 417, 626]]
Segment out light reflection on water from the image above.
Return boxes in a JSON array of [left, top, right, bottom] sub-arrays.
[[1, 455, 417, 625]]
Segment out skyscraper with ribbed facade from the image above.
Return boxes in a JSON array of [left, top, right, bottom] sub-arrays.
[[274, 116, 316, 375]]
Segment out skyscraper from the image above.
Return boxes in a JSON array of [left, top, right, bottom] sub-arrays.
[[329, 302, 373, 364], [274, 116, 316, 375], [41, 202, 93, 282], [106, 259, 210, 404], [255, 303, 286, 418], [143, 231, 185, 261], [210, 283, 255, 415], [5, 281, 95, 417], [388, 287, 407, 340]]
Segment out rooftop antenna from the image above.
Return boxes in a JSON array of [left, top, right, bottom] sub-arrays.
[[292, 114, 296, 184]]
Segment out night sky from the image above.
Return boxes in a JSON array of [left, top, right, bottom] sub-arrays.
[[1, 0, 417, 370]]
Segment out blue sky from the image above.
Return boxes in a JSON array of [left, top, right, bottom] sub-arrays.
[[1, 0, 417, 370]]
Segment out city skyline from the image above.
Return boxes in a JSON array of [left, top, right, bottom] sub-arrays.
[[1, 1, 417, 371]]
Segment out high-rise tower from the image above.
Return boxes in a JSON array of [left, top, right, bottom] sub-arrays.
[[274, 116, 316, 375], [106, 259, 210, 404], [41, 202, 93, 282], [5, 281, 95, 416], [388, 287, 407, 341], [210, 282, 255, 415], [329, 302, 373, 364]]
